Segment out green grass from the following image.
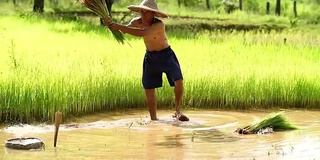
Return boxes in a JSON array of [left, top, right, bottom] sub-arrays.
[[240, 112, 298, 134], [0, 14, 320, 123]]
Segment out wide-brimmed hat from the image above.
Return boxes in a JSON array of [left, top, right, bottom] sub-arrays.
[[127, 0, 169, 18]]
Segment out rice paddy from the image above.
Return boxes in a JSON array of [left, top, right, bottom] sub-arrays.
[[0, 14, 320, 123]]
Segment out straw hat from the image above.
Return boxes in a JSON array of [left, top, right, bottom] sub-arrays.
[[127, 0, 169, 18]]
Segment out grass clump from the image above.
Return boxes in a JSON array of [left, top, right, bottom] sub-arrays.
[[236, 112, 298, 134]]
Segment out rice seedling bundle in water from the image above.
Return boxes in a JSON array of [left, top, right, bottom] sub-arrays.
[[235, 112, 298, 134], [78, 0, 125, 44]]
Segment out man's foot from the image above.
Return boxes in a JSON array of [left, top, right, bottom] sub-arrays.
[[173, 112, 189, 121], [150, 118, 158, 121]]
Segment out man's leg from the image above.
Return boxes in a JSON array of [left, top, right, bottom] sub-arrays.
[[174, 79, 189, 121], [163, 49, 188, 121], [174, 79, 183, 113], [145, 88, 158, 120]]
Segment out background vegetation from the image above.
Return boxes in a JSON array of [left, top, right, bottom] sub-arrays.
[[1, 0, 320, 32], [0, 0, 319, 123]]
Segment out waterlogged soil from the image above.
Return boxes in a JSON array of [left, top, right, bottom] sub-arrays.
[[0, 110, 320, 160]]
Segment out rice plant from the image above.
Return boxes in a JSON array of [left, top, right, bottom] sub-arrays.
[[78, 0, 125, 44], [235, 112, 298, 134], [0, 15, 320, 123]]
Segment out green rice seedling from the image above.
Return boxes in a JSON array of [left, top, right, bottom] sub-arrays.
[[235, 112, 298, 134], [78, 0, 125, 44]]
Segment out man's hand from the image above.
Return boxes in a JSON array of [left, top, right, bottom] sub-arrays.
[[102, 17, 112, 26], [107, 23, 120, 31], [102, 18, 120, 31]]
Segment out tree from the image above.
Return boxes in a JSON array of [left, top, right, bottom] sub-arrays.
[[178, 0, 181, 7], [275, 0, 281, 16], [33, 0, 44, 13], [206, 0, 211, 9], [13, 0, 17, 6]]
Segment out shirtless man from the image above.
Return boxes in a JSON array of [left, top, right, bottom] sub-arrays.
[[104, 0, 189, 121]]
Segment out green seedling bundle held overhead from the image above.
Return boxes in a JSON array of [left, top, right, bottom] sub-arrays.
[[78, 0, 125, 44]]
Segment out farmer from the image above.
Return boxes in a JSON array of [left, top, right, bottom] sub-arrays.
[[103, 0, 189, 121]]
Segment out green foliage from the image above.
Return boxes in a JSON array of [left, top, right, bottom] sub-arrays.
[[242, 0, 259, 13], [181, 0, 202, 7], [1, 0, 320, 30], [289, 17, 299, 27], [1, 15, 320, 123], [218, 0, 239, 13], [244, 112, 298, 133], [299, 7, 320, 24]]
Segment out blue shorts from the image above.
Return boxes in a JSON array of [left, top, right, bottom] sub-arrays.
[[142, 46, 183, 89]]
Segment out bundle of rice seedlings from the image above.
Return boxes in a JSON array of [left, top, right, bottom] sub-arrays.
[[78, 0, 125, 44], [235, 112, 298, 134]]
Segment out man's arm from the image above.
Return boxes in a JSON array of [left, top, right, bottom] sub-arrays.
[[103, 17, 148, 37], [109, 23, 151, 37], [126, 17, 140, 28]]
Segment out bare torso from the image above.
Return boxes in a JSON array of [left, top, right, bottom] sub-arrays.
[[129, 17, 169, 51]]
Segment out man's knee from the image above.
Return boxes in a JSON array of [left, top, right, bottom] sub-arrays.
[[145, 89, 156, 100], [174, 79, 183, 87], [174, 80, 183, 94]]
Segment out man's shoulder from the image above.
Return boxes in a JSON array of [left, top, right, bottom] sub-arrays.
[[151, 18, 165, 28], [127, 17, 142, 27]]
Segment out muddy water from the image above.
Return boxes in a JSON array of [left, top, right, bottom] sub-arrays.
[[0, 110, 320, 160]]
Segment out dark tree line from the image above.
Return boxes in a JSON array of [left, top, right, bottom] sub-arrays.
[[178, 0, 211, 9], [33, 0, 114, 14], [33, 0, 114, 25], [28, 0, 320, 14]]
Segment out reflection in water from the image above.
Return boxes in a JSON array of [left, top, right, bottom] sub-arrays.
[[156, 129, 239, 148], [155, 134, 185, 148], [0, 110, 320, 159], [192, 130, 240, 143], [148, 127, 186, 160]]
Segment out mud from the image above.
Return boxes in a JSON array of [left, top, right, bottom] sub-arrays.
[[1, 110, 319, 159]]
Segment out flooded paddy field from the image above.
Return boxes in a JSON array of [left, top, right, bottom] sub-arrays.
[[1, 110, 319, 160]]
